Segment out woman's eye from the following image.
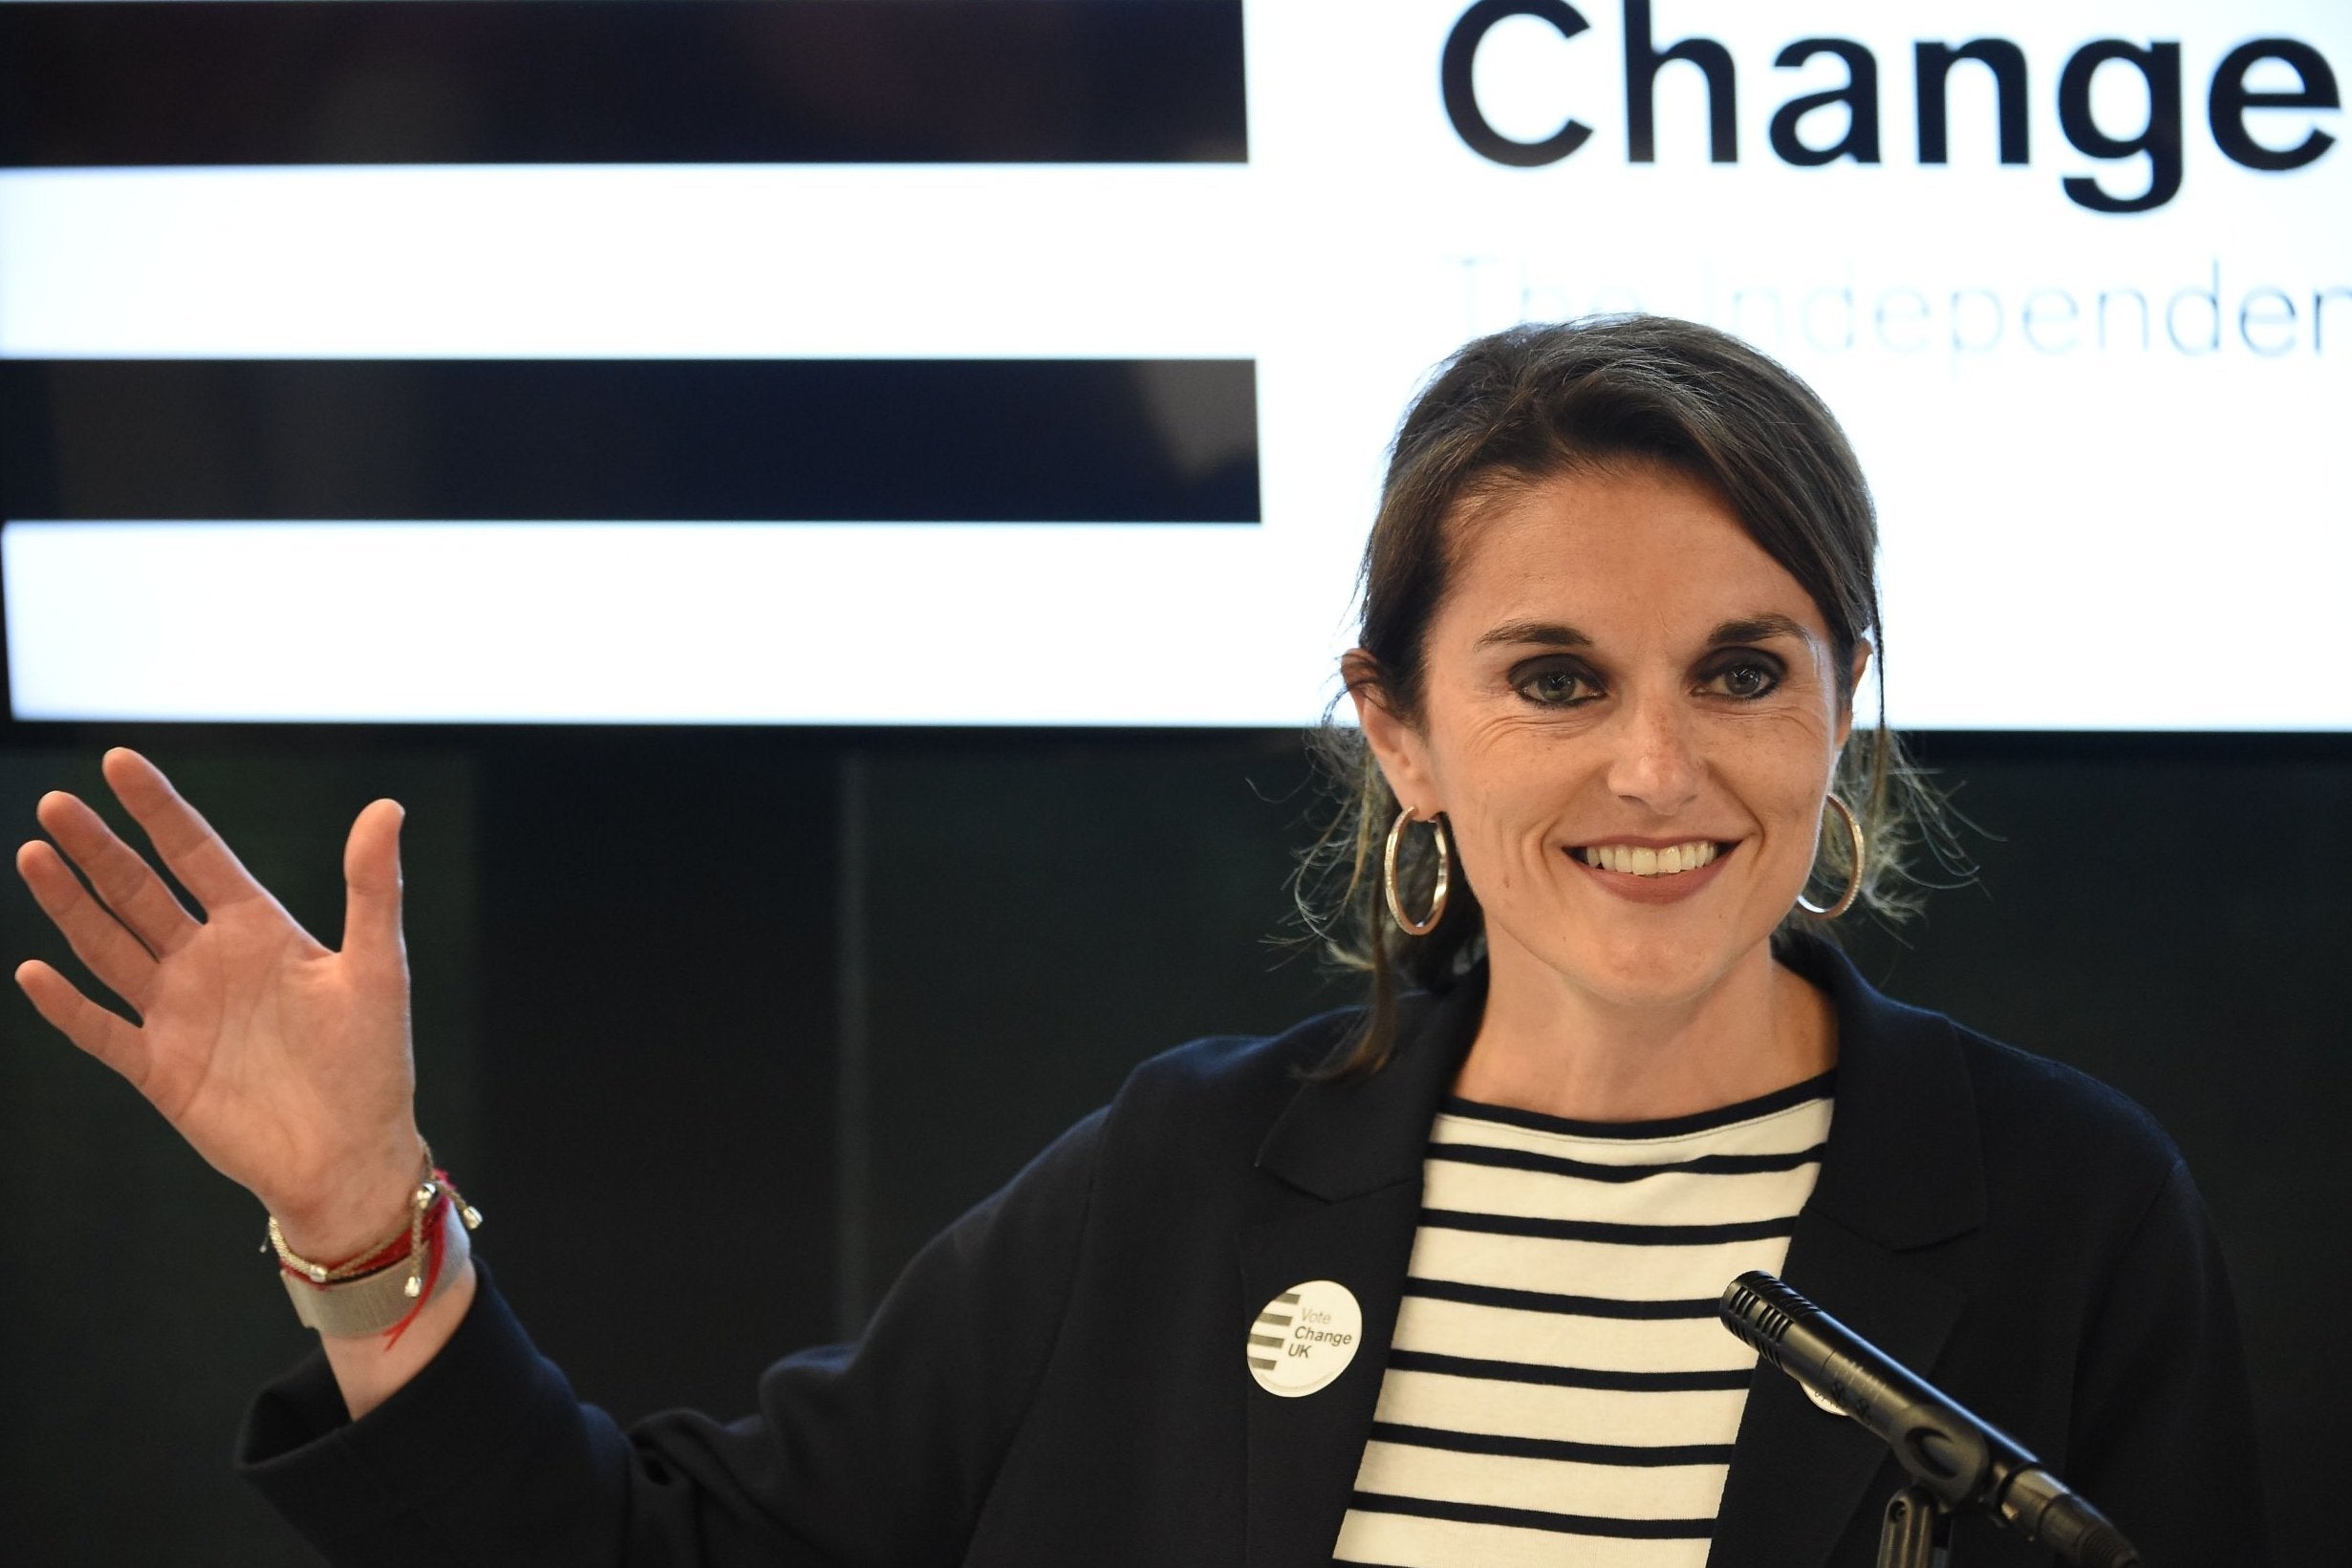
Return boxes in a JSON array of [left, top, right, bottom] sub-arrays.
[[1711, 660, 1780, 699], [1513, 662, 1599, 705]]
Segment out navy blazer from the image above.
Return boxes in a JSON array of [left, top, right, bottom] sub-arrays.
[[242, 938, 2267, 1565]]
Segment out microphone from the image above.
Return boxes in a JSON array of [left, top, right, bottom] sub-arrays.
[[1718, 1271, 2142, 1568]]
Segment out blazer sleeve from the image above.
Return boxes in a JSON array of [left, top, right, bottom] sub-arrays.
[[238, 1107, 1107, 1568], [2062, 1157, 2270, 1567]]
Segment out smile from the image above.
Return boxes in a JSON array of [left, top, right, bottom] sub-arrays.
[[1574, 841, 1723, 877]]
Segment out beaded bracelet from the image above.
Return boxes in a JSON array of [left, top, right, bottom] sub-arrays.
[[266, 1144, 483, 1343]]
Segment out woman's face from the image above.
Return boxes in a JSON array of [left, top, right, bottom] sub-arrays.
[[1356, 462, 1863, 1010]]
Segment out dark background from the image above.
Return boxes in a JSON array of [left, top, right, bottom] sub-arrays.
[[0, 721, 2342, 1563]]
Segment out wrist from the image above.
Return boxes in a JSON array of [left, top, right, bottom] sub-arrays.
[[270, 1133, 428, 1262], [268, 1141, 484, 1343]]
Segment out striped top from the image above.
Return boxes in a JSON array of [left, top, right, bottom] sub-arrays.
[[1329, 1074, 1835, 1568]]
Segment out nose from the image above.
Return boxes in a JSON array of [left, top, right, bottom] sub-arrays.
[[1605, 689, 1703, 815]]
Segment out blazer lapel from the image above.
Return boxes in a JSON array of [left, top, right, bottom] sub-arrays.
[[1237, 1182, 1425, 1568], [1239, 975, 1486, 1568], [1710, 938, 1988, 1568]]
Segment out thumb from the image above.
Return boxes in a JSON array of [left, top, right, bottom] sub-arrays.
[[341, 799, 407, 961]]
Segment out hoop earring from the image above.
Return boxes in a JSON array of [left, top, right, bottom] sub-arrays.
[[1797, 793, 1866, 919], [1383, 808, 1451, 936]]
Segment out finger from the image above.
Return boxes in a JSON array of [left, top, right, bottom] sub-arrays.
[[98, 747, 270, 916], [341, 800, 407, 965], [15, 958, 152, 1088], [32, 788, 204, 957], [15, 839, 160, 1010]]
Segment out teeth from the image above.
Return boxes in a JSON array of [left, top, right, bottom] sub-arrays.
[[1579, 841, 1719, 876]]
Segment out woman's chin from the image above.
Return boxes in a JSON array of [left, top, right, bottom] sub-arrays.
[[1500, 919, 1771, 1014]]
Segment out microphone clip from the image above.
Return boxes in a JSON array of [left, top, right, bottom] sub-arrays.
[[1878, 1483, 1952, 1568]]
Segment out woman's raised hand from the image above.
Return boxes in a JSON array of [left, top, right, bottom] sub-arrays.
[[15, 748, 425, 1259]]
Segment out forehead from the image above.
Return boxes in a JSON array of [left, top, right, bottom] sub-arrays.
[[1437, 465, 1828, 642]]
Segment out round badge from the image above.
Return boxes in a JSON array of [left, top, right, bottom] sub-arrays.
[[1245, 1278, 1363, 1398]]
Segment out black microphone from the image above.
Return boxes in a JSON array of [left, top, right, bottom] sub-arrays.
[[1718, 1270, 2142, 1568]]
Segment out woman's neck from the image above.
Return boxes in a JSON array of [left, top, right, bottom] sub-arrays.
[[1454, 934, 1838, 1124]]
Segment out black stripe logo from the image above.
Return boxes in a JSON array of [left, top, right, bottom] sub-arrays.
[[1247, 1280, 1361, 1396], [0, 1, 1248, 167], [1, 359, 1261, 525]]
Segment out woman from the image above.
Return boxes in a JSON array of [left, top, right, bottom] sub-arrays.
[[15, 317, 2263, 1565]]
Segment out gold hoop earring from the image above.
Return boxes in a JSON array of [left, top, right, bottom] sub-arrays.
[[1797, 792, 1866, 919], [1383, 808, 1451, 936]]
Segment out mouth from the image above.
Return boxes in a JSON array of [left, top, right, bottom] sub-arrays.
[[1571, 840, 1728, 878]]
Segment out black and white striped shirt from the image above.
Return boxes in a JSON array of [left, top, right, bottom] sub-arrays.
[[1330, 1074, 1835, 1568]]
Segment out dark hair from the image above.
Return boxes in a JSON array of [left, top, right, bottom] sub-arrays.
[[1299, 314, 1958, 1075]]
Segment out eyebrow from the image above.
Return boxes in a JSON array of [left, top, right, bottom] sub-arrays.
[[1474, 620, 1592, 651], [1707, 613, 1816, 648], [1473, 612, 1816, 653]]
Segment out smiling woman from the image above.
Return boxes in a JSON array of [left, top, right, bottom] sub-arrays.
[[1311, 317, 1945, 1083], [15, 316, 2264, 1568]]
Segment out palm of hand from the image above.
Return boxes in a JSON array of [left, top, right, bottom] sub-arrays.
[[16, 749, 421, 1251], [156, 905, 410, 1202]]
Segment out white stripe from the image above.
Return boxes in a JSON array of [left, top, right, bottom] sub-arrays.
[[1430, 1099, 1834, 1162], [0, 165, 1263, 360], [1422, 1158, 1824, 1226], [1370, 1369, 1751, 1450], [1332, 1510, 1712, 1568], [1390, 1296, 1758, 1375], [0, 521, 1343, 725], [1355, 1440, 1729, 1522], [1403, 1228, 1800, 1302]]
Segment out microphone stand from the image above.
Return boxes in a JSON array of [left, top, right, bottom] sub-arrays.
[[1877, 1484, 1949, 1568]]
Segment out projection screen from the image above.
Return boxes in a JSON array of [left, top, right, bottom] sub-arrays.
[[2, 0, 2344, 728]]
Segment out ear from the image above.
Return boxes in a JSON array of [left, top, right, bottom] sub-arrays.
[[1835, 638, 1874, 749], [1344, 650, 1439, 817]]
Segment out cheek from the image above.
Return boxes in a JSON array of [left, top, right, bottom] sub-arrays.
[[1426, 724, 1583, 897], [1728, 705, 1841, 794], [1741, 732, 1841, 869]]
